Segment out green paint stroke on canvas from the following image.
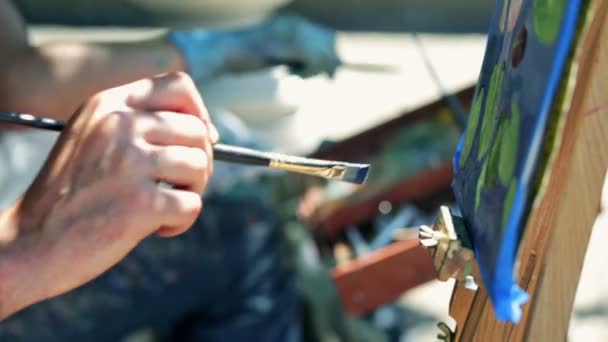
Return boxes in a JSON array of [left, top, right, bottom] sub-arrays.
[[475, 160, 488, 210], [485, 117, 505, 187], [478, 64, 504, 160], [499, 99, 521, 184], [460, 88, 485, 168], [534, 0, 566, 45], [502, 179, 518, 232]]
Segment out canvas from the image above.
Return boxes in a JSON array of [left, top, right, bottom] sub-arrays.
[[452, 0, 582, 322]]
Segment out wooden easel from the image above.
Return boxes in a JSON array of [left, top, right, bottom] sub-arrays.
[[420, 2, 608, 341]]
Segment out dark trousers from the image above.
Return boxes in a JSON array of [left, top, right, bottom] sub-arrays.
[[0, 192, 301, 342]]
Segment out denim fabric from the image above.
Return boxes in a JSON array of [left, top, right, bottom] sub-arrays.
[[0, 191, 300, 342]]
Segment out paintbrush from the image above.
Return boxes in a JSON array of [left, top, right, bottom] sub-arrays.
[[0, 112, 370, 184]]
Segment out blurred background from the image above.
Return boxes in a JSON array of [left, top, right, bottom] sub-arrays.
[[0, 0, 606, 341]]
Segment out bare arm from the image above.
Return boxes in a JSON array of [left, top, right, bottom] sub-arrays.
[[0, 1, 185, 121]]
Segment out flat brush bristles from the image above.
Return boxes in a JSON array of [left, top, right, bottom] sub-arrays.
[[267, 159, 370, 184], [342, 164, 371, 184]]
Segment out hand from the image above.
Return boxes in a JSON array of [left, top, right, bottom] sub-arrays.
[[244, 15, 342, 78], [0, 72, 218, 319], [169, 15, 341, 82]]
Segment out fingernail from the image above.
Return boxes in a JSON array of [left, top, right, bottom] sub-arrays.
[[210, 125, 220, 143]]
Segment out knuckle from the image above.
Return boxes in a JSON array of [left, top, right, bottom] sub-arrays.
[[109, 137, 147, 172], [112, 188, 156, 230], [94, 111, 121, 138], [121, 149, 148, 175], [83, 92, 103, 112], [167, 71, 192, 86], [127, 185, 157, 211], [123, 143, 148, 168], [99, 111, 135, 138], [93, 112, 147, 172], [173, 72, 198, 96]]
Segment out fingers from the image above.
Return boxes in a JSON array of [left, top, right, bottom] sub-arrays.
[[126, 72, 219, 143], [149, 145, 211, 194], [152, 187, 203, 238], [126, 72, 200, 114], [136, 110, 214, 180], [140, 111, 210, 148]]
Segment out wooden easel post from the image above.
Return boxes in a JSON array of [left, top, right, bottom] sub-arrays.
[[420, 2, 608, 340]]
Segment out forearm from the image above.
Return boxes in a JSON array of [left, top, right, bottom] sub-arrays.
[[0, 202, 42, 320], [0, 36, 185, 121]]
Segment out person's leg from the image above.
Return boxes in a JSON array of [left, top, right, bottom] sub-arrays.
[[0, 186, 300, 342], [170, 190, 301, 342]]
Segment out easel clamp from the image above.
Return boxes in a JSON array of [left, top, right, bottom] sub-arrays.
[[419, 206, 476, 283]]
